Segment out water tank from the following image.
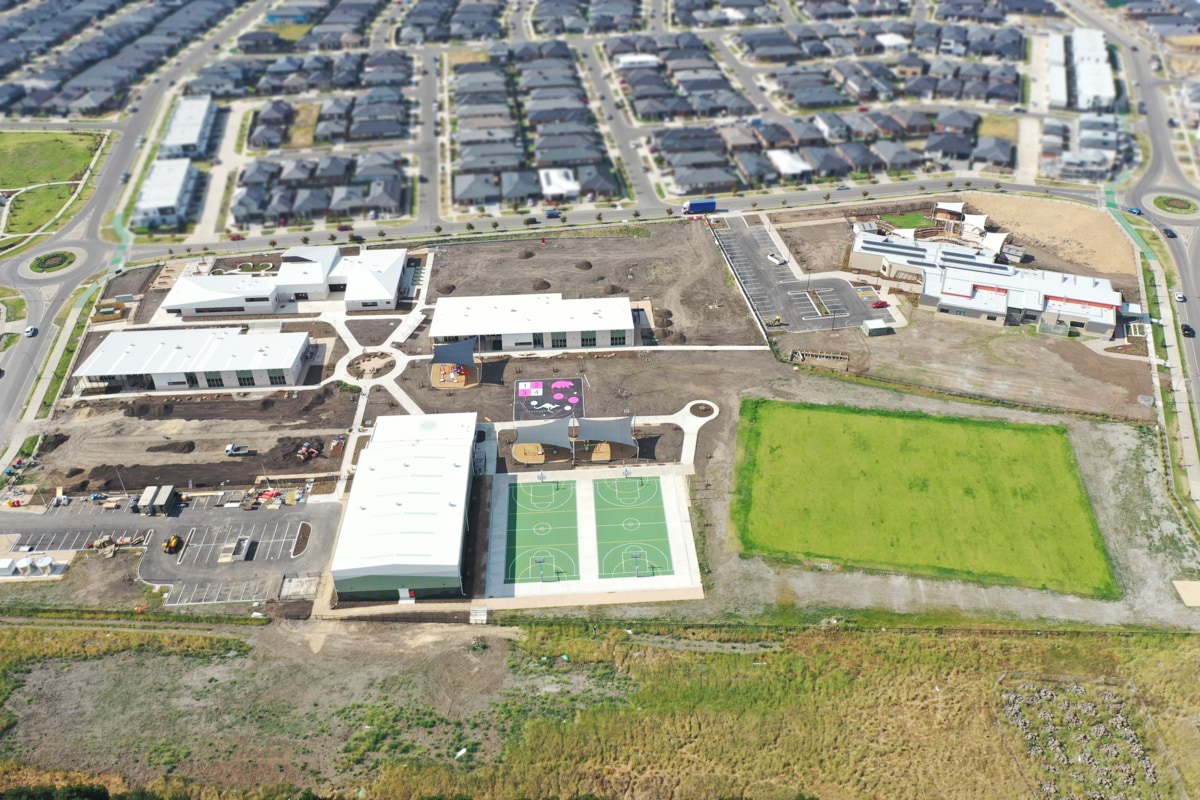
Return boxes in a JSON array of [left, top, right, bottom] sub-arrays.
[[15, 557, 32, 576], [34, 556, 53, 576]]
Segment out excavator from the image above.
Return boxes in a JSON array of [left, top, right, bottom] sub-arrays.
[[296, 441, 320, 462], [162, 534, 182, 555]]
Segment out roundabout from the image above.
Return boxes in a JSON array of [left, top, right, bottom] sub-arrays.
[[1148, 194, 1200, 218], [18, 246, 86, 279]]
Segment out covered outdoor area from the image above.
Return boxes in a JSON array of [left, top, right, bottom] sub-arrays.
[[509, 416, 639, 466], [511, 417, 574, 465], [430, 337, 481, 389], [573, 417, 638, 463]]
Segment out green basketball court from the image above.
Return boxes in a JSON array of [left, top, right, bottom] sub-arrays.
[[594, 477, 675, 579], [505, 481, 580, 583]]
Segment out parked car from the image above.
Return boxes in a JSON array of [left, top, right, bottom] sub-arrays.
[[766, 253, 786, 266], [336, 224, 353, 231], [1164, 228, 1178, 238], [23, 326, 36, 337], [523, 216, 539, 225], [1184, 324, 1196, 337], [119, 171, 130, 184], [871, 300, 889, 309], [546, 209, 561, 219], [1127, 207, 1143, 215], [834, 184, 850, 190], [230, 233, 244, 241], [1175, 292, 1186, 302]]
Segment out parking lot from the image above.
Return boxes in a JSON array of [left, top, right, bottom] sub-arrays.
[[715, 218, 894, 333], [165, 577, 275, 606], [176, 520, 300, 566], [3, 498, 342, 607]]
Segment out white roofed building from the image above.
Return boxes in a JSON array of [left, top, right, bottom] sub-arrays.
[[159, 95, 217, 159], [430, 293, 638, 352], [538, 168, 581, 200], [132, 159, 199, 230], [331, 413, 479, 600], [162, 245, 412, 316], [73, 328, 311, 392], [850, 232, 1122, 334], [1071, 28, 1116, 110]]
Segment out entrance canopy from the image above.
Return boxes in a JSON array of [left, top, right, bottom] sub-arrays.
[[515, 417, 573, 450], [432, 336, 478, 368], [575, 417, 635, 447]]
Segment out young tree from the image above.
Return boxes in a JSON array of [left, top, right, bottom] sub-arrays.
[[433, 225, 442, 234], [465, 222, 475, 231], [268, 239, 277, 247], [328, 233, 337, 242], [595, 212, 603, 222], [632, 209, 641, 218], [665, 207, 673, 216], [491, 220, 499, 229], [823, 192, 831, 202], [301, 235, 310, 244], [861, 190, 869, 198]]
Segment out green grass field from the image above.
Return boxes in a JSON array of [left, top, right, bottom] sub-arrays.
[[6, 185, 72, 234], [881, 212, 937, 228], [0, 132, 99, 188], [731, 400, 1117, 598], [505, 481, 580, 583], [594, 477, 674, 578]]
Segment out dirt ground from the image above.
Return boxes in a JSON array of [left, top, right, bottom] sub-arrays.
[[779, 308, 1153, 421], [774, 220, 854, 274], [281, 320, 348, 381], [37, 387, 358, 491], [103, 265, 157, 299], [347, 317, 402, 346], [965, 194, 1136, 277], [425, 223, 761, 345], [0, 621, 566, 789], [0, 550, 149, 609]]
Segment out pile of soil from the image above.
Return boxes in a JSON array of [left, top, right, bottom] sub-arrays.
[[604, 284, 625, 295], [40, 433, 69, 454], [439, 283, 456, 294], [146, 440, 195, 454], [532, 279, 551, 291], [518, 250, 534, 259], [124, 403, 174, 419], [575, 260, 592, 270]]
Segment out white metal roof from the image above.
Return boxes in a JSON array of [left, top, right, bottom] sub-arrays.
[[135, 159, 194, 212], [538, 167, 580, 196], [336, 249, 409, 303], [331, 413, 478, 579], [922, 262, 1122, 321], [74, 328, 308, 378], [765, 148, 812, 176], [161, 95, 214, 150], [430, 293, 635, 339]]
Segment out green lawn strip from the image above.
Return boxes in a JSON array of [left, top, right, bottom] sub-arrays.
[[731, 399, 1118, 598], [0, 285, 25, 322], [880, 212, 936, 228], [0, 132, 100, 187], [0, 332, 17, 352], [15, 434, 38, 459], [5, 184, 74, 234], [37, 287, 99, 419]]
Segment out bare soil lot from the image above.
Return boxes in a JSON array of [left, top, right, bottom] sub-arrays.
[[966, 194, 1136, 277], [774, 220, 854, 274], [426, 223, 761, 345], [282, 320, 348, 381], [103, 264, 157, 299], [780, 309, 1153, 421], [38, 387, 358, 490], [346, 317, 401, 346], [0, 550, 149, 609]]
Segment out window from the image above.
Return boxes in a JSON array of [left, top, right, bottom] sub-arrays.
[[985, 315, 997, 321], [268, 369, 287, 386], [581, 331, 597, 347], [245, 296, 270, 303], [360, 301, 379, 308], [1069, 321, 1084, 328], [532, 333, 544, 348], [937, 307, 949, 314], [237, 370, 256, 387], [610, 331, 626, 346], [954, 310, 965, 317], [205, 371, 224, 388], [551, 332, 567, 348]]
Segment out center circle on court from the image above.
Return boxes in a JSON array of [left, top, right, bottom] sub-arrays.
[[533, 522, 552, 535], [622, 518, 641, 531]]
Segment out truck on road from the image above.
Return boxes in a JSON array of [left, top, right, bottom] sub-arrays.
[[683, 198, 717, 214]]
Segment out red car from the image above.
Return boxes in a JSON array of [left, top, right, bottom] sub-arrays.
[[230, 233, 245, 241], [871, 300, 889, 309], [337, 223, 353, 232]]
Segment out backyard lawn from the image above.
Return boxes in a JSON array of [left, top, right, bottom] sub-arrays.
[[0, 132, 99, 188], [731, 400, 1117, 598], [5, 185, 72, 234]]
